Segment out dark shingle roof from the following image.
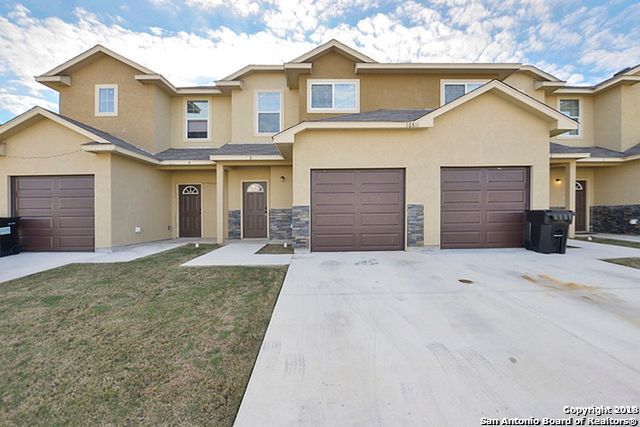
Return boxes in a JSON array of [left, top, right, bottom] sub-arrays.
[[212, 143, 281, 156], [313, 109, 432, 122], [550, 142, 640, 158], [155, 144, 281, 160], [155, 148, 219, 161]]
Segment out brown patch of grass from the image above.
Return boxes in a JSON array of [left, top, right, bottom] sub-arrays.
[[0, 244, 287, 426], [255, 244, 293, 255], [574, 236, 640, 250], [603, 257, 640, 270]]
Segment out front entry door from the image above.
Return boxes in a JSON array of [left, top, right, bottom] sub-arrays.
[[243, 182, 267, 238], [179, 185, 201, 237], [575, 180, 587, 232]]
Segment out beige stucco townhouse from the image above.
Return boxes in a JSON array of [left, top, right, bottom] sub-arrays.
[[0, 40, 638, 252]]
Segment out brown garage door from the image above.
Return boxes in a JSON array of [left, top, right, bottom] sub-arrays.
[[12, 176, 95, 252], [441, 167, 529, 249], [311, 169, 404, 251]]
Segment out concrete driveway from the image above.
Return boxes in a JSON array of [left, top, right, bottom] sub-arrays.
[[236, 241, 640, 426]]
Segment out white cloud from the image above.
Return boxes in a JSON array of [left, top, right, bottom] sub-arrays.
[[0, 1, 638, 118]]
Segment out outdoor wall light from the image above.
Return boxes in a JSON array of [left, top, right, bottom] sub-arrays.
[[555, 178, 562, 184], [280, 176, 286, 182]]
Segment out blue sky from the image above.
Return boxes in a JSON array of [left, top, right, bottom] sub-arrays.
[[0, 0, 638, 123]]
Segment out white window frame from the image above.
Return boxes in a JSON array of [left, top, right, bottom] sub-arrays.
[[184, 99, 211, 141], [440, 79, 488, 106], [557, 98, 582, 138], [255, 90, 283, 136], [307, 79, 360, 113], [95, 84, 118, 117]]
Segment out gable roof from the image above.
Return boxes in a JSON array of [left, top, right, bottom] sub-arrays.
[[289, 39, 376, 63], [38, 44, 156, 78], [274, 80, 578, 143], [0, 106, 158, 163]]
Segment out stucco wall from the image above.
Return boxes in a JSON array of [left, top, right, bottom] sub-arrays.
[[621, 83, 640, 151], [593, 87, 623, 152], [293, 92, 550, 247], [58, 54, 169, 154], [548, 95, 595, 147], [230, 72, 299, 143], [0, 118, 112, 248], [504, 72, 546, 102], [109, 155, 172, 246], [170, 170, 217, 238], [593, 160, 640, 206], [169, 96, 230, 148], [297, 51, 500, 121]]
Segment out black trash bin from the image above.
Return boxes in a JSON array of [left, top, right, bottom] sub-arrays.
[[0, 217, 21, 257], [524, 210, 573, 254]]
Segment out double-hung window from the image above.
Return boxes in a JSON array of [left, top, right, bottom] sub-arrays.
[[256, 91, 282, 134], [558, 99, 580, 137], [95, 84, 118, 116], [441, 81, 486, 104], [186, 100, 209, 140], [308, 80, 359, 113]]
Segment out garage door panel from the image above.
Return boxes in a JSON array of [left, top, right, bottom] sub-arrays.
[[359, 213, 402, 226], [441, 190, 481, 204], [13, 176, 95, 252], [487, 211, 525, 224], [486, 190, 526, 203], [314, 213, 356, 227], [313, 171, 356, 185], [441, 167, 529, 249], [442, 211, 482, 224], [313, 234, 356, 248], [312, 169, 404, 252], [360, 233, 402, 248]]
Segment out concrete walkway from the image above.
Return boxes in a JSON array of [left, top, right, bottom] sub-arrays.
[[181, 242, 292, 267], [1, 240, 188, 283], [587, 233, 640, 243], [236, 240, 640, 426]]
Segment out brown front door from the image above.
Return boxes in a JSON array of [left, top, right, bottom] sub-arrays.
[[243, 182, 267, 238], [575, 180, 587, 232], [311, 169, 405, 251], [179, 185, 201, 237], [441, 167, 529, 249], [12, 175, 95, 252]]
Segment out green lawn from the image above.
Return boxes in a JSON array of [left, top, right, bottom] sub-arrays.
[[255, 244, 294, 255], [603, 257, 640, 270], [574, 235, 640, 249], [0, 245, 287, 426]]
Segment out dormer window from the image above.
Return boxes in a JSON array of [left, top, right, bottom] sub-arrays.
[[308, 79, 359, 113], [95, 84, 118, 116], [186, 100, 209, 140]]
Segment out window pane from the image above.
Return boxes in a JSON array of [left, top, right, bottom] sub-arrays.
[[559, 99, 579, 117], [334, 83, 357, 109], [311, 84, 332, 108], [444, 84, 465, 103], [466, 83, 483, 91], [187, 119, 208, 139], [258, 112, 280, 133], [187, 100, 208, 119], [258, 92, 280, 112], [98, 88, 115, 113]]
